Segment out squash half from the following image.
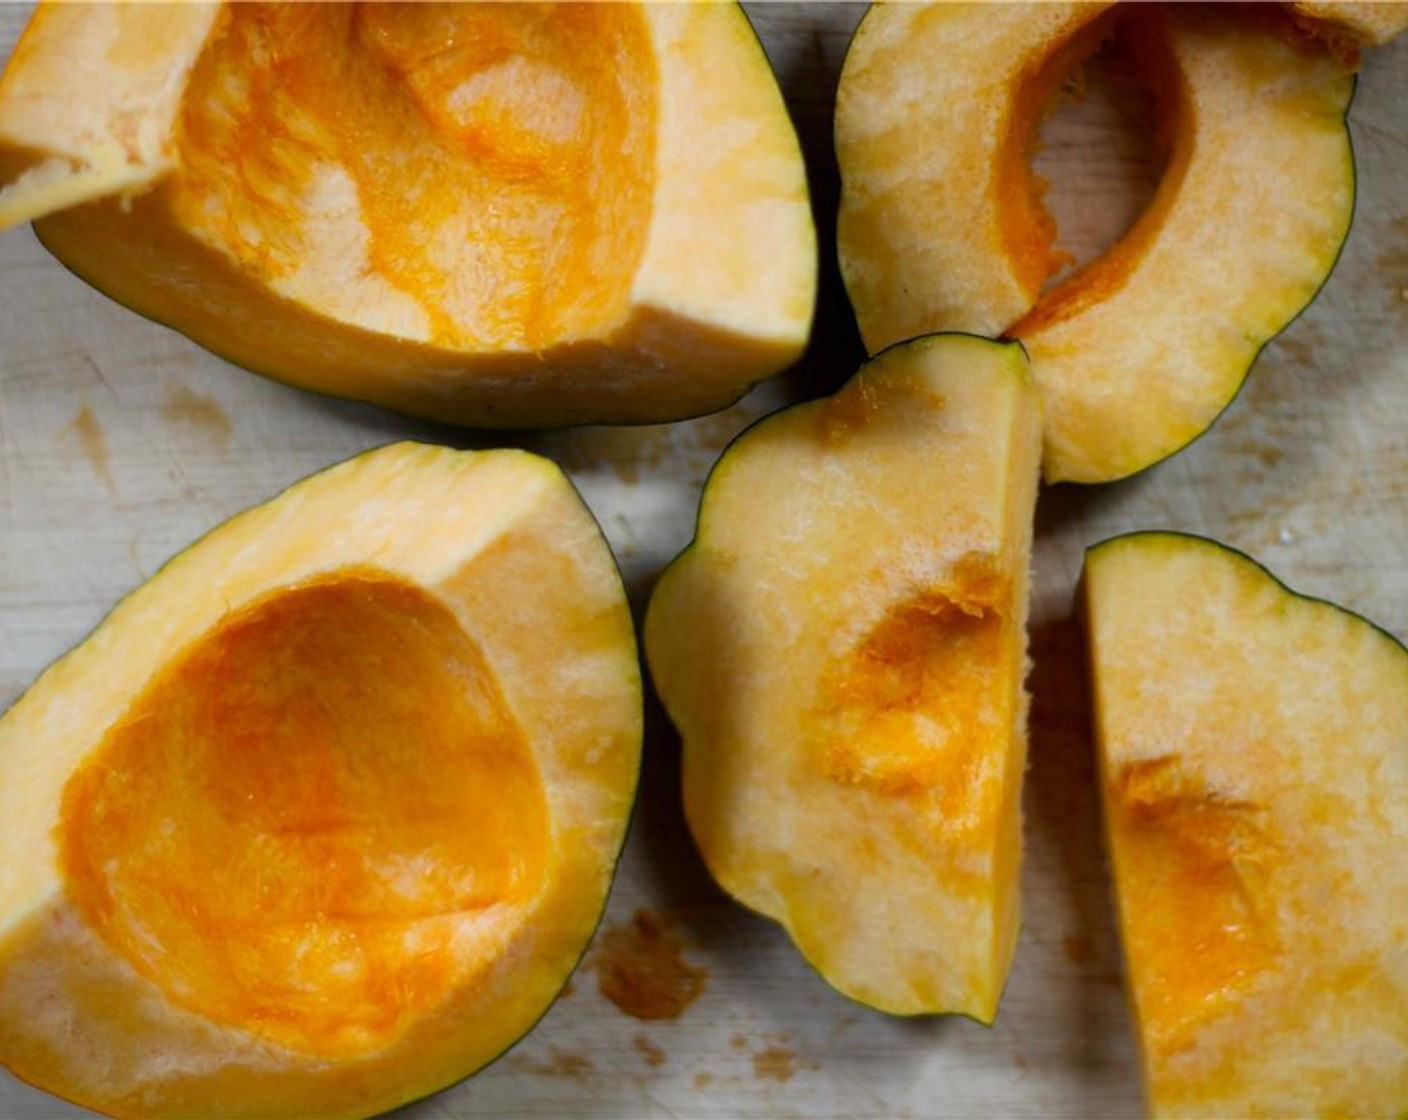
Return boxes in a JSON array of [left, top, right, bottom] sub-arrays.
[[836, 3, 1354, 483], [0, 3, 815, 428], [0, 443, 642, 1119], [646, 334, 1042, 1019], [1084, 533, 1408, 1117]]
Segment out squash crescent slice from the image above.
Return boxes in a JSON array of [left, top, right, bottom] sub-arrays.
[[837, 3, 1354, 483]]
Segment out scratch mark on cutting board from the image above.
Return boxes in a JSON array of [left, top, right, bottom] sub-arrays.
[[163, 384, 232, 450], [68, 406, 115, 494], [80, 352, 120, 402]]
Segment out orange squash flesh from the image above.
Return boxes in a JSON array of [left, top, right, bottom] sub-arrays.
[[1005, 16, 1184, 342], [62, 574, 550, 1060], [0, 3, 815, 428], [836, 2, 1354, 483], [0, 444, 642, 1119], [646, 335, 1042, 1020], [172, 4, 654, 353], [1085, 533, 1408, 1117], [836, 3, 1117, 344]]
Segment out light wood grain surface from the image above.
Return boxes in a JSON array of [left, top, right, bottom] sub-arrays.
[[1, 4, 1405, 1118]]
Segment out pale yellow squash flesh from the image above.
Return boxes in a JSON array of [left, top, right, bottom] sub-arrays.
[[1291, 1, 1408, 46], [646, 335, 1042, 1020], [1085, 533, 1408, 1117], [0, 3, 815, 428], [0, 443, 642, 1119], [836, 3, 1354, 483], [836, 2, 1117, 347]]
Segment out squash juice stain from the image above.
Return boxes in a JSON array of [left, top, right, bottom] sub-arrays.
[[752, 1042, 818, 1084], [731, 1029, 819, 1084], [68, 406, 115, 493], [1062, 931, 1098, 966], [162, 384, 232, 449], [1376, 215, 1408, 317], [508, 1047, 595, 1081], [595, 908, 707, 1020], [751, 1047, 797, 1083], [632, 1032, 667, 1067]]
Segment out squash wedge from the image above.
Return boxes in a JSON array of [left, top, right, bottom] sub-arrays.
[[1085, 533, 1408, 1117], [646, 334, 1042, 1020], [0, 3, 815, 427], [0, 443, 642, 1119]]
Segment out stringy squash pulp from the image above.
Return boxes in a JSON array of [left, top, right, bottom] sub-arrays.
[[0, 444, 642, 1119], [0, 3, 815, 426]]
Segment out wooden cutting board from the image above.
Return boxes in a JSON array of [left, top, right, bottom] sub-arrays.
[[1, 5, 1404, 1117]]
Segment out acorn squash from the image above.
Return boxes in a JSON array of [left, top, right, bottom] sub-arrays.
[[1084, 533, 1408, 1117], [836, 3, 1354, 483], [0, 3, 815, 428], [0, 443, 642, 1119], [645, 334, 1042, 1020]]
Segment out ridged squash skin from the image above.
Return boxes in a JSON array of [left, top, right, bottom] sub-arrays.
[[0, 443, 642, 1119], [646, 335, 1042, 1021], [0, 3, 815, 428], [836, 2, 1354, 483], [1084, 533, 1408, 1117]]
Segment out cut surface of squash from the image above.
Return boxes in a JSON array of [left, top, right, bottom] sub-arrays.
[[0, 2, 815, 427], [836, 3, 1354, 483], [1084, 533, 1408, 1117], [645, 334, 1042, 1020], [0, 443, 642, 1119], [1291, 1, 1408, 46]]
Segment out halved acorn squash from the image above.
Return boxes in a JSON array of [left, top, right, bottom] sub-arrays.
[[0, 3, 815, 427], [836, 3, 1354, 483], [646, 334, 1042, 1020], [1084, 532, 1408, 1117], [0, 443, 642, 1119]]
